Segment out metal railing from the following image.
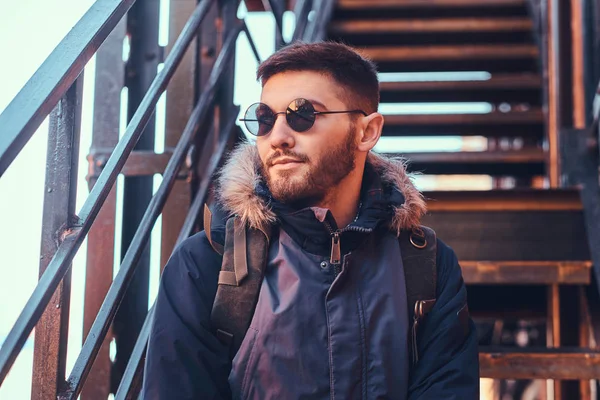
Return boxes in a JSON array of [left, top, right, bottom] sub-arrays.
[[0, 0, 333, 398]]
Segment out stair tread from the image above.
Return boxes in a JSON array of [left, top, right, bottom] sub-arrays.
[[395, 150, 544, 175], [381, 73, 541, 92], [480, 348, 600, 380], [330, 17, 532, 34], [421, 189, 590, 261], [461, 260, 592, 284], [423, 189, 583, 211], [383, 109, 543, 126], [396, 149, 544, 163], [359, 44, 539, 62], [338, 0, 526, 9]]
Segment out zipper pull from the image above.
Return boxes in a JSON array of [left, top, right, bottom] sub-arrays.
[[411, 316, 419, 365], [411, 300, 424, 365], [330, 232, 341, 265]]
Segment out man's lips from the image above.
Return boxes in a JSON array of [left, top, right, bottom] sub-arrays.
[[270, 158, 303, 167]]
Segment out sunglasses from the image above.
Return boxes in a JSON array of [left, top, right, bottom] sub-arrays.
[[240, 98, 367, 136]]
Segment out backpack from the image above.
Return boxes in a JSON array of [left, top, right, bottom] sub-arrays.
[[203, 205, 437, 368]]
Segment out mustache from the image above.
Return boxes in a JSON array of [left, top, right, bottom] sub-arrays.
[[265, 150, 310, 167]]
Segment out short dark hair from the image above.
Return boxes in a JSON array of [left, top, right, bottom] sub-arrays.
[[256, 41, 379, 114]]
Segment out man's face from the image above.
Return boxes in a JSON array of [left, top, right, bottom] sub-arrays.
[[256, 71, 358, 205]]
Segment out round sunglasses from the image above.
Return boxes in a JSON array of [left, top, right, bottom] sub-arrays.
[[240, 98, 367, 136]]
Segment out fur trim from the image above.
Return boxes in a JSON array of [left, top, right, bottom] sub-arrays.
[[366, 152, 427, 234], [214, 143, 276, 231], [215, 142, 426, 232]]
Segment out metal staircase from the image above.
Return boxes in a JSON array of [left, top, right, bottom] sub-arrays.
[[328, 0, 600, 398], [0, 0, 599, 399]]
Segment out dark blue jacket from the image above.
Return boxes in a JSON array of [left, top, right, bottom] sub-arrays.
[[143, 144, 479, 399]]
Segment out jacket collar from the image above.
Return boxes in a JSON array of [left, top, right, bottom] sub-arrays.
[[214, 142, 427, 235]]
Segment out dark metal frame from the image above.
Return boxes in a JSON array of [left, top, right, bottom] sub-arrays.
[[560, 0, 600, 296], [0, 0, 333, 397]]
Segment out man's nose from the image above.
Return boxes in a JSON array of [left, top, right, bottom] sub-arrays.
[[269, 114, 295, 149]]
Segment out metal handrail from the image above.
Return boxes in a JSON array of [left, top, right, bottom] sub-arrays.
[[109, 2, 333, 396], [0, 0, 335, 396], [0, 0, 216, 385], [292, 0, 313, 42], [0, 0, 135, 178], [59, 23, 240, 399], [114, 109, 240, 400]]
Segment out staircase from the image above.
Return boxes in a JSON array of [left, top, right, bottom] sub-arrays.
[[328, 0, 598, 398], [1, 0, 598, 399]]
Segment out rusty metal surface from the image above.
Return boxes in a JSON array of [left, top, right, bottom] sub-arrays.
[[188, 0, 219, 241], [114, 110, 239, 400], [89, 149, 190, 178], [59, 24, 240, 399], [0, 0, 136, 177], [30, 76, 84, 399], [112, 0, 160, 389], [307, 0, 336, 41], [267, 0, 286, 48], [292, 0, 313, 41], [0, 0, 216, 392], [83, 18, 125, 399], [160, 0, 197, 269]]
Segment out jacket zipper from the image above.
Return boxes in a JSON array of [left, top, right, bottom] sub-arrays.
[[323, 221, 371, 277], [322, 218, 371, 400]]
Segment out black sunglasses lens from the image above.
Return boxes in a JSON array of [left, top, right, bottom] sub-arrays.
[[244, 103, 275, 136], [286, 98, 315, 132]]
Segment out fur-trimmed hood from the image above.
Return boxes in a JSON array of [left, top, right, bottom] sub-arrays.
[[214, 142, 427, 234]]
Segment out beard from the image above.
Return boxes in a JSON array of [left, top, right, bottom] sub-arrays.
[[260, 126, 357, 206]]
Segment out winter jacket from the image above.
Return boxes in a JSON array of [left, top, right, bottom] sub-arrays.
[[142, 143, 479, 399]]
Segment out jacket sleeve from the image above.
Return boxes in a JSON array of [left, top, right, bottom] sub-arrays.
[[407, 239, 480, 400], [142, 232, 232, 400]]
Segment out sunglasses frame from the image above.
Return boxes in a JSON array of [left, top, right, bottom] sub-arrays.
[[239, 98, 368, 136]]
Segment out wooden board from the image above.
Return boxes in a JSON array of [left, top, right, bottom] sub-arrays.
[[330, 17, 532, 34], [480, 349, 600, 380], [461, 261, 592, 284], [337, 0, 526, 9]]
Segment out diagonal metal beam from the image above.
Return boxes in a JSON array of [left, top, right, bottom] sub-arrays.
[[59, 25, 241, 399], [0, 0, 136, 178], [114, 109, 239, 400], [0, 0, 217, 386]]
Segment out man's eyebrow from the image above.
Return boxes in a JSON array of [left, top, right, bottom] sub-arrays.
[[305, 98, 328, 110]]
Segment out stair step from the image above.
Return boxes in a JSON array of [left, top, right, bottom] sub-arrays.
[[380, 73, 542, 103], [330, 17, 532, 35], [337, 0, 526, 10], [480, 348, 600, 380], [397, 149, 544, 175], [361, 44, 538, 62], [462, 261, 592, 284], [360, 45, 539, 72], [421, 189, 590, 261], [382, 109, 543, 137], [425, 189, 582, 211], [468, 285, 547, 320]]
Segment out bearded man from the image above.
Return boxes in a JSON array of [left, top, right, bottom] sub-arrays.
[[143, 42, 479, 399]]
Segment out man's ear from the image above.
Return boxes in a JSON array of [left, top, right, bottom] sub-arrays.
[[357, 112, 384, 152]]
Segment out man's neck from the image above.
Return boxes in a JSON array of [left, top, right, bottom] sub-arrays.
[[318, 167, 364, 229]]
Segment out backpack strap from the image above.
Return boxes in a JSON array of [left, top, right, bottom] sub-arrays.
[[204, 204, 224, 255], [399, 225, 437, 366], [210, 215, 271, 357]]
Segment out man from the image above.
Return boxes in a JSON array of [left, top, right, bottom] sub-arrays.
[[143, 42, 479, 399]]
